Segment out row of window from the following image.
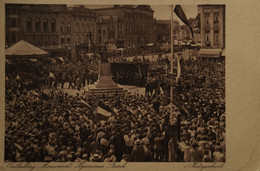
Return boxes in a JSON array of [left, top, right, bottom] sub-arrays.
[[24, 17, 151, 35], [6, 31, 17, 43], [74, 22, 95, 33], [124, 12, 152, 20], [26, 18, 95, 33], [60, 37, 70, 44], [26, 18, 56, 32]]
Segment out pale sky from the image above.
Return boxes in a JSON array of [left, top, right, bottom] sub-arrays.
[[151, 5, 198, 22], [71, 5, 198, 25]]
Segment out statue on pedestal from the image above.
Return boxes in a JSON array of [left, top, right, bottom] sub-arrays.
[[87, 50, 127, 95], [95, 52, 116, 88]]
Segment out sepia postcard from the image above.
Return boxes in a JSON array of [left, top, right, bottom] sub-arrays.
[[0, 0, 260, 171]]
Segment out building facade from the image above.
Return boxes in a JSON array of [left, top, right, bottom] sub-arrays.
[[5, 4, 23, 48], [68, 5, 96, 57], [95, 5, 154, 48], [195, 5, 225, 49], [5, 4, 96, 58], [6, 4, 155, 57]]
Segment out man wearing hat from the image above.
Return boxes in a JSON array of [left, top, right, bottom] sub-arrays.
[[132, 139, 145, 162], [213, 146, 225, 162], [90, 153, 102, 162]]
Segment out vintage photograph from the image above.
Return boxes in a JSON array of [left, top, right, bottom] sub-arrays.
[[4, 4, 225, 163]]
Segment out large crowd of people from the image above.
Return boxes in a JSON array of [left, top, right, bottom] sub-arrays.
[[5, 53, 225, 162]]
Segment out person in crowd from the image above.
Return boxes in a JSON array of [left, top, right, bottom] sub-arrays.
[[5, 56, 225, 163], [213, 146, 225, 162], [190, 143, 203, 162], [132, 140, 145, 162], [168, 137, 176, 162]]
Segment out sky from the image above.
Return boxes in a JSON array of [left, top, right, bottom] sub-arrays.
[[151, 5, 198, 22], [72, 5, 198, 25]]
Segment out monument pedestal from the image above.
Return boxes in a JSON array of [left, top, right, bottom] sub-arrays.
[[88, 62, 127, 95]]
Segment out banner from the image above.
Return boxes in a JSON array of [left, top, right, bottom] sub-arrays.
[[49, 72, 55, 78], [80, 99, 91, 108], [174, 5, 194, 37], [96, 101, 113, 120], [176, 56, 181, 81]]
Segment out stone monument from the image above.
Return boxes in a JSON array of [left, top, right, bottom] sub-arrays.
[[87, 52, 127, 95]]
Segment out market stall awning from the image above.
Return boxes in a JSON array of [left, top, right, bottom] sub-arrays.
[[6, 40, 49, 59], [198, 48, 221, 58]]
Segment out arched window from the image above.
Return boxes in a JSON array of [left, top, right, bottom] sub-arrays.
[[205, 30, 210, 42], [75, 34, 79, 43], [61, 23, 65, 33], [43, 18, 48, 32], [91, 23, 94, 32], [67, 24, 71, 33], [26, 18, 32, 32], [51, 19, 56, 32], [205, 13, 210, 25], [75, 22, 80, 32], [81, 23, 85, 33], [35, 18, 41, 32]]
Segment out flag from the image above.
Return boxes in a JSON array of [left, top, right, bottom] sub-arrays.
[[96, 101, 112, 120], [58, 57, 64, 62], [176, 55, 181, 81], [174, 5, 194, 37], [159, 87, 164, 94], [137, 105, 144, 115], [49, 72, 55, 78], [14, 143, 23, 151], [126, 106, 135, 114], [80, 99, 91, 108], [113, 107, 119, 115], [194, 13, 201, 28]]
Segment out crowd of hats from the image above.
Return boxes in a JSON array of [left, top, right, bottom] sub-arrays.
[[48, 59, 99, 88], [171, 59, 226, 162], [5, 57, 99, 91], [5, 57, 225, 162]]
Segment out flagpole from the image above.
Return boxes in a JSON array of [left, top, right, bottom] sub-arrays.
[[170, 5, 174, 117]]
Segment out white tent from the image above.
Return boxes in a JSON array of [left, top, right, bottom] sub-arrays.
[[198, 48, 222, 58], [6, 40, 49, 59]]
